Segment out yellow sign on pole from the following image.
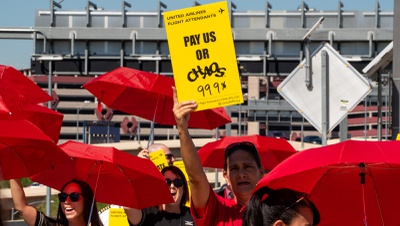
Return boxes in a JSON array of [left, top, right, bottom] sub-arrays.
[[164, 1, 244, 111], [149, 149, 169, 171]]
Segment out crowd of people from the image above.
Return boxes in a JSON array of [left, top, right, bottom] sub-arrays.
[[5, 87, 320, 226]]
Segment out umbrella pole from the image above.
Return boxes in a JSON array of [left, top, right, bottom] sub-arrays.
[[361, 183, 368, 226], [87, 162, 102, 226], [147, 98, 159, 148], [359, 163, 368, 226], [147, 121, 155, 149]]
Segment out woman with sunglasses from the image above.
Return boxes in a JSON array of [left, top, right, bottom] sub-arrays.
[[10, 178, 103, 226], [243, 187, 320, 226], [124, 165, 194, 226], [172, 87, 264, 226]]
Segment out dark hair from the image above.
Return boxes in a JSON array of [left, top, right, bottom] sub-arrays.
[[223, 142, 261, 170], [161, 166, 189, 207], [243, 187, 320, 226], [57, 180, 104, 226]]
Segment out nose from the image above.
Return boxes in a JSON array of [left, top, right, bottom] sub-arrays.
[[237, 168, 247, 178], [168, 157, 175, 166], [63, 197, 71, 203]]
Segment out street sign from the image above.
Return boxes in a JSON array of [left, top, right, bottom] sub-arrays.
[[278, 43, 372, 134]]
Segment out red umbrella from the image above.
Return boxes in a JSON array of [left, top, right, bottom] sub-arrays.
[[0, 104, 64, 143], [83, 67, 231, 130], [0, 65, 52, 113], [0, 119, 68, 180], [198, 135, 296, 170], [255, 140, 400, 226], [31, 141, 174, 209]]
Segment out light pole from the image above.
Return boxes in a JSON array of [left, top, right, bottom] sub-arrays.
[[76, 100, 91, 141], [38, 54, 63, 216], [38, 55, 63, 108]]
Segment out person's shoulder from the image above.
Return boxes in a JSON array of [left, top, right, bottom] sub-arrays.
[[143, 206, 160, 215], [181, 206, 191, 214], [35, 210, 58, 226]]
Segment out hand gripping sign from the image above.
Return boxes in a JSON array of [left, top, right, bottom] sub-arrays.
[[164, 1, 244, 111]]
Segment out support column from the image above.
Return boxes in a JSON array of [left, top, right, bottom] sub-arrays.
[[392, 0, 400, 138]]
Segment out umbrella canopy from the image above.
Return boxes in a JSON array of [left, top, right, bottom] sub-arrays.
[[0, 65, 52, 113], [0, 119, 68, 180], [0, 104, 64, 143], [255, 140, 400, 226], [31, 140, 174, 209], [83, 67, 231, 130], [198, 135, 296, 170]]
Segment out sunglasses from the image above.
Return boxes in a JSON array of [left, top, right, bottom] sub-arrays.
[[58, 192, 82, 202], [282, 195, 312, 214], [165, 178, 185, 188], [165, 153, 174, 160]]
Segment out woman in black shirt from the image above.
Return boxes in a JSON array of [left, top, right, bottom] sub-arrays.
[[125, 166, 194, 226], [10, 178, 103, 226]]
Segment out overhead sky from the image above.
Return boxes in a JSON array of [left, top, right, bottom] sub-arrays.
[[0, 0, 394, 69]]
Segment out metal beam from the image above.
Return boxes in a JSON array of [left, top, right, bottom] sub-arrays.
[[9, 27, 391, 41]]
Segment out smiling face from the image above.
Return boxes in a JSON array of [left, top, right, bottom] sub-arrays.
[[224, 149, 263, 206], [163, 170, 184, 207], [60, 182, 85, 223]]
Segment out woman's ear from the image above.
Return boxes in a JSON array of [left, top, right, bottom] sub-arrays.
[[273, 220, 285, 226], [223, 169, 229, 181]]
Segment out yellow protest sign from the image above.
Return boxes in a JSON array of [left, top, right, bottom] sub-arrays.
[[164, 1, 244, 111], [396, 133, 400, 141], [173, 160, 191, 207], [149, 149, 169, 171], [109, 208, 128, 225], [99, 205, 129, 226]]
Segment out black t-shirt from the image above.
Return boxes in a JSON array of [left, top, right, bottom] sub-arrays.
[[35, 210, 59, 226], [129, 206, 195, 226]]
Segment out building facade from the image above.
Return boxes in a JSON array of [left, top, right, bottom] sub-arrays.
[[1, 1, 393, 143]]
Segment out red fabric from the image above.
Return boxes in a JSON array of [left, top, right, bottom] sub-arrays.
[[83, 67, 231, 130], [2, 104, 64, 143], [198, 135, 296, 170], [31, 141, 174, 209], [255, 140, 400, 226], [191, 186, 243, 226], [0, 65, 52, 113], [0, 119, 68, 180]]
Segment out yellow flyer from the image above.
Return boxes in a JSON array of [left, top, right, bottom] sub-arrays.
[[99, 205, 129, 226], [164, 1, 244, 111], [109, 208, 128, 225], [149, 149, 169, 171], [173, 160, 191, 207]]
